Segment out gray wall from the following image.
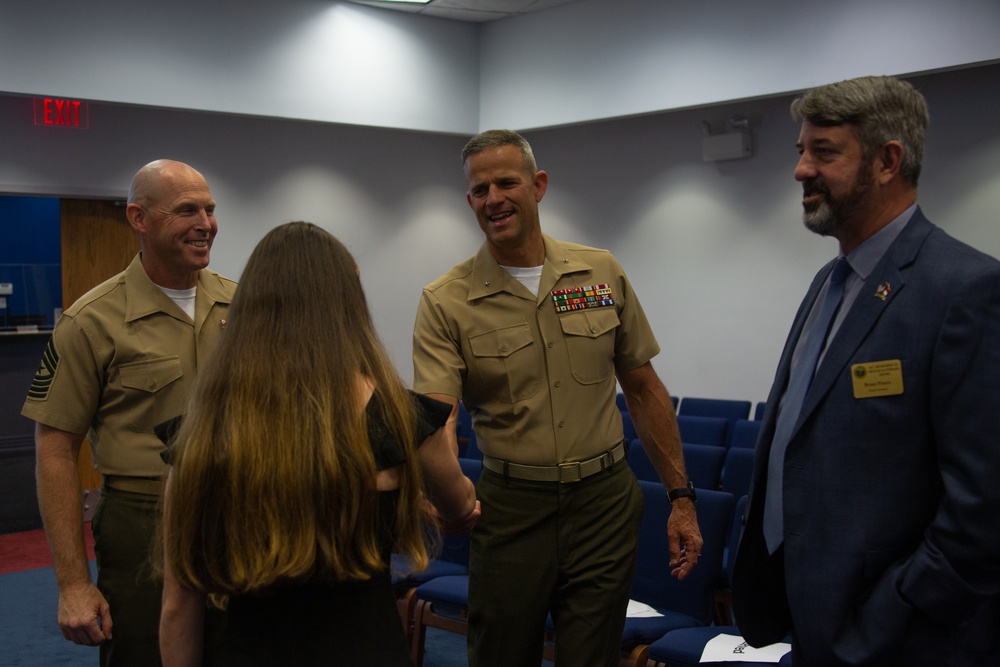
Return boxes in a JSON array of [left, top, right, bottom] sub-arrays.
[[2, 0, 997, 132], [2, 64, 998, 403]]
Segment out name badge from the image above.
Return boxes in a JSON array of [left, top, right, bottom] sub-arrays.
[[851, 360, 904, 399]]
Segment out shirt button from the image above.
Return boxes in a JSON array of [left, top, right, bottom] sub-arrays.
[[554, 381, 561, 388], [148, 380, 156, 390], [500, 345, 508, 353], [558, 421, 565, 428], [590, 327, 597, 334], [538, 303, 544, 310]]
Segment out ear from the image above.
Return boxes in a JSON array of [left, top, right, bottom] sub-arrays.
[[534, 170, 548, 202], [125, 203, 146, 233], [466, 192, 474, 210], [874, 140, 904, 186]]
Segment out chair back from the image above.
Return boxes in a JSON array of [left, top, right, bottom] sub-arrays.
[[631, 483, 734, 625], [678, 397, 752, 447], [720, 448, 754, 499], [676, 415, 729, 447], [728, 419, 761, 450], [682, 443, 726, 490]]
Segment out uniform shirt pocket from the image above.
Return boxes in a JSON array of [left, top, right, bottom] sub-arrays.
[[118, 356, 185, 431], [468, 323, 540, 403], [558, 308, 619, 384]]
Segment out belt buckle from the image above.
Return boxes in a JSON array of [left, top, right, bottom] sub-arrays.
[[557, 461, 583, 483]]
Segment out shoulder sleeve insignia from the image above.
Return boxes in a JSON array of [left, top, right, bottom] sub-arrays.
[[27, 337, 59, 400]]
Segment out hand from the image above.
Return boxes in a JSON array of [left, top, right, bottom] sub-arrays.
[[58, 581, 112, 645], [439, 500, 481, 535], [667, 498, 703, 581]]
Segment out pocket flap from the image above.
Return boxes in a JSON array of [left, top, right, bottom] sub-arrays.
[[469, 324, 534, 359], [558, 308, 619, 338], [119, 356, 184, 393]]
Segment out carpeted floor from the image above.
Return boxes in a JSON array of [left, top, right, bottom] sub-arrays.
[[0, 529, 483, 666], [0, 527, 95, 574]]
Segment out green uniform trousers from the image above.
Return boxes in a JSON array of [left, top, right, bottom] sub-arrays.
[[468, 458, 644, 667], [93, 486, 163, 667]]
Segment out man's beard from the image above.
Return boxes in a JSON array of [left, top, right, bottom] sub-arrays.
[[802, 168, 874, 236]]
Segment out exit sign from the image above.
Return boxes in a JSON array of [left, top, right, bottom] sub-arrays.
[[34, 97, 89, 128]]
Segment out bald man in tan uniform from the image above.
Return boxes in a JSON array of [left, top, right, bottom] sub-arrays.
[[22, 160, 236, 666], [413, 130, 702, 667]]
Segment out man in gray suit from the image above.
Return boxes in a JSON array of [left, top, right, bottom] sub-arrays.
[[732, 76, 1000, 666]]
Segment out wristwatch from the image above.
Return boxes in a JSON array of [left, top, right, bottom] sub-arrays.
[[667, 481, 697, 503]]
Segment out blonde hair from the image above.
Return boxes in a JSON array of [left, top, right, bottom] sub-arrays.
[[164, 222, 430, 598]]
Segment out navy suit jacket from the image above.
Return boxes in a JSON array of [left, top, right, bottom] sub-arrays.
[[732, 210, 1000, 666]]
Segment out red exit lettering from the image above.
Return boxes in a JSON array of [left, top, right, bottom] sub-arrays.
[[33, 98, 90, 128]]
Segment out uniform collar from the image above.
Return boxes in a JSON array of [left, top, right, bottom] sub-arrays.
[[467, 234, 593, 302], [122, 254, 223, 323]]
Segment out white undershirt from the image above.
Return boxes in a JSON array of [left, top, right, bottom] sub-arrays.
[[501, 264, 544, 297], [158, 286, 197, 320]]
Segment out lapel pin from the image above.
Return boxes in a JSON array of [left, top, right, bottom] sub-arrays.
[[219, 319, 227, 328], [874, 283, 891, 301]]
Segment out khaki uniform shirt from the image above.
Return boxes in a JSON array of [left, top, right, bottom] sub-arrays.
[[413, 235, 659, 465], [21, 254, 236, 477]]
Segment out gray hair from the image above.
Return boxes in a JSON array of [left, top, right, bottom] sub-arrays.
[[791, 76, 929, 187], [461, 129, 538, 173]]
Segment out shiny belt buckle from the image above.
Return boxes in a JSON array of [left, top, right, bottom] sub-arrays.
[[557, 461, 583, 483]]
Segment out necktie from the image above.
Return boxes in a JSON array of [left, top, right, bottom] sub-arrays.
[[763, 257, 851, 554]]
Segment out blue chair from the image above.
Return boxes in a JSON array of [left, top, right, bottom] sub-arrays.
[[720, 447, 755, 500], [676, 414, 729, 448], [682, 443, 726, 491], [409, 573, 471, 665], [542, 484, 735, 666], [729, 419, 761, 450], [395, 459, 481, 650], [677, 397, 752, 423], [754, 401, 767, 421], [645, 496, 792, 666], [678, 397, 752, 447], [616, 485, 735, 664], [629, 440, 726, 492], [717, 495, 748, 624]]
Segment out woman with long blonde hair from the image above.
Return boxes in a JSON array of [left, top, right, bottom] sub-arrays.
[[159, 222, 477, 666]]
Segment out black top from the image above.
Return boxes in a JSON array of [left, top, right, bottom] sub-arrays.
[[160, 391, 451, 667]]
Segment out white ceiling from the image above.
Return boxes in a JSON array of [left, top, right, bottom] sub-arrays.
[[346, 0, 581, 22]]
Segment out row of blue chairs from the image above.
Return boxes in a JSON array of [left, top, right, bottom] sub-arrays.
[[619, 395, 765, 441], [627, 439, 755, 501], [623, 413, 762, 450]]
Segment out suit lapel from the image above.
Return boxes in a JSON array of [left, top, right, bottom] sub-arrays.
[[795, 211, 934, 430]]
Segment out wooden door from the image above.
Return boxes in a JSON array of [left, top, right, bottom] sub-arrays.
[[60, 199, 139, 491]]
